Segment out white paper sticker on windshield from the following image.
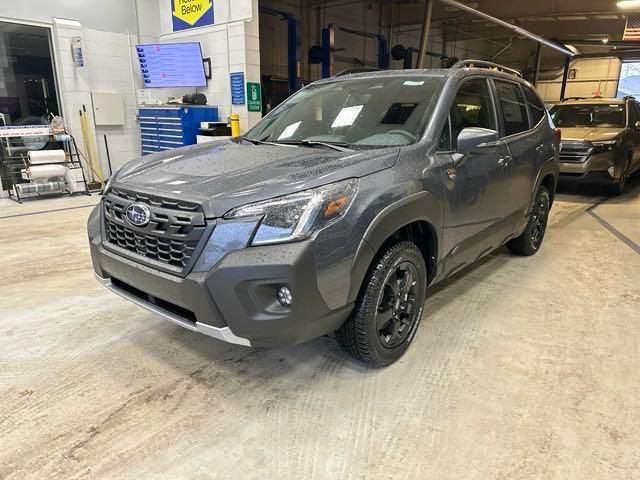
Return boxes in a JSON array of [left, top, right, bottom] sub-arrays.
[[331, 105, 364, 128], [403, 80, 425, 86], [278, 121, 302, 140]]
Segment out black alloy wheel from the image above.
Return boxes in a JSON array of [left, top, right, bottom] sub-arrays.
[[529, 193, 550, 250], [336, 241, 427, 367], [376, 261, 420, 349], [613, 159, 631, 195], [507, 185, 551, 256]]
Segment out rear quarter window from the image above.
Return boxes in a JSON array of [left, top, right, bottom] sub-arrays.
[[524, 86, 547, 126], [495, 80, 530, 136]]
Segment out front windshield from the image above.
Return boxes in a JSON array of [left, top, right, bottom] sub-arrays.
[[246, 76, 443, 147], [550, 103, 626, 128]]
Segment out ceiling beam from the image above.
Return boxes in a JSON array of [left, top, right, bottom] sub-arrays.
[[437, 0, 575, 56]]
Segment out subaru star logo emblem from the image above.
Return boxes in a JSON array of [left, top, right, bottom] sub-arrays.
[[125, 203, 151, 227]]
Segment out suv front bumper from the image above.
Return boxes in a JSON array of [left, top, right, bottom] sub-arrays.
[[559, 150, 619, 184], [89, 210, 353, 348], [93, 273, 251, 345]]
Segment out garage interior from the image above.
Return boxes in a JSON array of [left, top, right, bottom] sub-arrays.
[[1, 0, 640, 479]]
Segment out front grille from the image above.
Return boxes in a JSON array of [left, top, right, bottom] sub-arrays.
[[103, 189, 208, 274], [111, 188, 200, 212], [560, 141, 593, 163]]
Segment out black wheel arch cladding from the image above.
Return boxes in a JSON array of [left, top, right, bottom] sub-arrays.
[[348, 191, 441, 304]]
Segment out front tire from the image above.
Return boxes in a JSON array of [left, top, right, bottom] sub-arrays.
[[611, 158, 631, 196], [336, 241, 427, 368], [507, 185, 551, 256]]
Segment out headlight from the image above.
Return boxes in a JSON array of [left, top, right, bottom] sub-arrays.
[[591, 139, 620, 152], [193, 219, 259, 272], [224, 178, 358, 246]]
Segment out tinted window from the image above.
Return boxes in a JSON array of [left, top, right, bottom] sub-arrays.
[[495, 81, 530, 136], [438, 116, 452, 151], [450, 78, 496, 144], [549, 104, 626, 128], [524, 86, 546, 126]]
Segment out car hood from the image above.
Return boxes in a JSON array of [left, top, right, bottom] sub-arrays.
[[113, 139, 399, 217], [561, 127, 624, 142]]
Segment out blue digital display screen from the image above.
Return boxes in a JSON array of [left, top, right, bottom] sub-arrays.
[[136, 42, 207, 88]]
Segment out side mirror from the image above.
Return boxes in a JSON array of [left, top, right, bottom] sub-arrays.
[[456, 127, 500, 155]]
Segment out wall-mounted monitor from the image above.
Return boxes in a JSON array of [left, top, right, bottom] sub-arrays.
[[136, 42, 207, 88]]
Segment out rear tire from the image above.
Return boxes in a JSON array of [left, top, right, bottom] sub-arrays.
[[507, 185, 551, 256], [336, 241, 427, 368]]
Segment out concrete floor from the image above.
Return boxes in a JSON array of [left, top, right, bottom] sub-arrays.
[[1, 178, 639, 480]]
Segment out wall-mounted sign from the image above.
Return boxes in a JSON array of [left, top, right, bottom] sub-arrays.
[[247, 82, 262, 112], [71, 37, 84, 67], [230, 72, 245, 105], [172, 0, 214, 32]]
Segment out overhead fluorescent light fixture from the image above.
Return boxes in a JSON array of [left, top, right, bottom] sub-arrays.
[[618, 0, 640, 9]]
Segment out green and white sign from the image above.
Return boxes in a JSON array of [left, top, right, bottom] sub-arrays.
[[247, 82, 262, 113]]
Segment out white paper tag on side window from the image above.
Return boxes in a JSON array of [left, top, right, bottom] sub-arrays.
[[403, 81, 425, 86], [332, 105, 364, 128]]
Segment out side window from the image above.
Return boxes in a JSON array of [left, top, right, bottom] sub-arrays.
[[524, 86, 547, 127], [495, 81, 530, 136], [450, 78, 496, 145], [438, 116, 452, 151]]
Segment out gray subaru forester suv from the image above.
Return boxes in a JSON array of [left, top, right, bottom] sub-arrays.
[[88, 61, 560, 367]]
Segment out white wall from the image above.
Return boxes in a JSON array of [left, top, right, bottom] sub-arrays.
[[537, 57, 621, 103], [1, 0, 263, 186], [84, 29, 142, 172], [149, 0, 261, 131], [0, 0, 139, 34], [0, 0, 148, 179], [50, 18, 142, 178]]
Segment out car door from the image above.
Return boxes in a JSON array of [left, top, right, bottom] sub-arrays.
[[492, 80, 540, 227], [437, 77, 514, 276], [629, 101, 640, 171]]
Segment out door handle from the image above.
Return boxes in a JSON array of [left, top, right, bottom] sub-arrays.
[[498, 155, 511, 166]]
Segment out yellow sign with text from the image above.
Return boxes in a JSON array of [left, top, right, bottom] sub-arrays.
[[172, 0, 214, 30]]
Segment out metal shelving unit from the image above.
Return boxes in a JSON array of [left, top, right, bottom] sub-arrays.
[[0, 126, 91, 203]]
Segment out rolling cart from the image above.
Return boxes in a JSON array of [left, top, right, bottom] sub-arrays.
[[0, 125, 91, 203]]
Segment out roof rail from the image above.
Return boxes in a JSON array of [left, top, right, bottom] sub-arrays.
[[332, 68, 380, 77], [451, 59, 522, 78], [560, 96, 631, 102]]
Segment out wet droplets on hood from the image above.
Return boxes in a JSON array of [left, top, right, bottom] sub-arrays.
[[116, 139, 401, 217]]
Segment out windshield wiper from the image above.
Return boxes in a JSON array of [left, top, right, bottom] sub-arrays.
[[275, 140, 354, 152], [240, 136, 281, 146]]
